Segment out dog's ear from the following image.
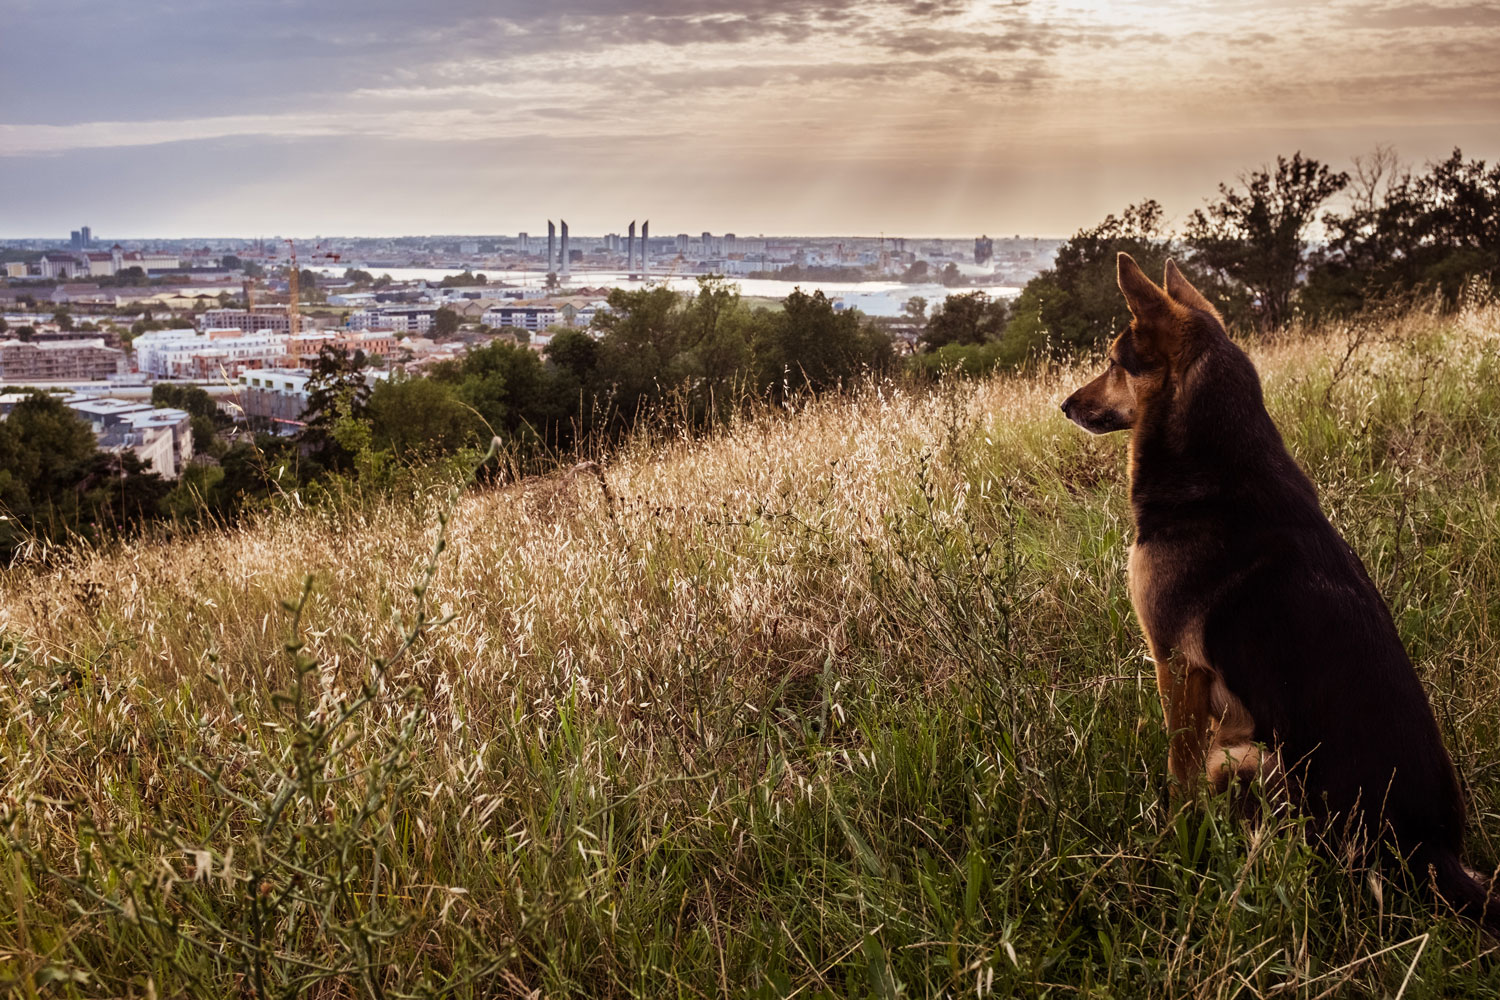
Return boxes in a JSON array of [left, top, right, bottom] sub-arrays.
[[1163, 259, 1221, 320], [1117, 252, 1175, 327]]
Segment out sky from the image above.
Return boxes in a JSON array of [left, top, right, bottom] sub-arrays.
[[2, 0, 1499, 239]]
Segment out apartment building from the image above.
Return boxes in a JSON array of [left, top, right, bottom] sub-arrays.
[[0, 338, 126, 381]]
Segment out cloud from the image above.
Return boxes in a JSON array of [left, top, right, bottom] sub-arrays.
[[1351, 2, 1500, 28], [2, 0, 1498, 235]]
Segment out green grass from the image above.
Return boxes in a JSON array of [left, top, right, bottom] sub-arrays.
[[4, 300, 1500, 996]]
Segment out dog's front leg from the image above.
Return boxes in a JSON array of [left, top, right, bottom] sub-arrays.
[[1157, 652, 1216, 793]]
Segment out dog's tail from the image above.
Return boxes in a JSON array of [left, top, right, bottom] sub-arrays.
[[1421, 847, 1500, 937]]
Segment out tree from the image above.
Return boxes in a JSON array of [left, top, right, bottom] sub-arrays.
[[296, 268, 322, 303], [1001, 200, 1215, 358], [902, 296, 927, 323], [0, 393, 168, 557], [753, 289, 892, 399], [1305, 147, 1500, 316], [300, 345, 371, 472], [544, 328, 599, 382], [221, 254, 243, 271], [366, 375, 475, 459], [592, 284, 688, 422], [151, 383, 217, 420], [922, 291, 1008, 350], [52, 310, 74, 331], [432, 306, 461, 340], [900, 261, 931, 283], [16, 326, 35, 343], [0, 317, 8, 334], [940, 262, 964, 287], [1185, 152, 1349, 331]]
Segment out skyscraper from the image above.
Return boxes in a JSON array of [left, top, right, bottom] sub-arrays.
[[640, 221, 649, 275], [559, 220, 571, 278], [547, 221, 556, 275], [627, 221, 636, 273]]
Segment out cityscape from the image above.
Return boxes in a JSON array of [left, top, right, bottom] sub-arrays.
[[0, 224, 1060, 479]]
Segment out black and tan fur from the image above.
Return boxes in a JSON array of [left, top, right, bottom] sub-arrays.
[[1062, 253, 1495, 930]]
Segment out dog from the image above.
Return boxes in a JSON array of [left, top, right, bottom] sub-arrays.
[[1061, 252, 1495, 930]]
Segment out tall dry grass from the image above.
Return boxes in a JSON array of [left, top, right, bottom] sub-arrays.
[[4, 298, 1500, 996]]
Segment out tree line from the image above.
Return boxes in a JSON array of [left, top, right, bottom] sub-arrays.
[[916, 147, 1499, 375], [2, 146, 1495, 560]]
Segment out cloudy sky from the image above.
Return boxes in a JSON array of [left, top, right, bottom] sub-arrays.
[[2, 0, 1498, 238]]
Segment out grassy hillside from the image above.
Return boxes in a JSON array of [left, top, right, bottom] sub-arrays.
[[4, 300, 1500, 996]]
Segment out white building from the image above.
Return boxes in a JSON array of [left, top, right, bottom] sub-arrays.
[[38, 253, 81, 279], [65, 397, 194, 478], [134, 328, 289, 379], [481, 306, 558, 332], [346, 307, 437, 333]]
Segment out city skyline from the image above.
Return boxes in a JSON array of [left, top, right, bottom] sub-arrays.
[[3, 0, 1499, 239]]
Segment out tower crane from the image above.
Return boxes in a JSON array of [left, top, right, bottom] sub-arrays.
[[285, 239, 301, 336], [284, 240, 342, 335]]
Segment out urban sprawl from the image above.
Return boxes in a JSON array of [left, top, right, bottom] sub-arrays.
[[0, 226, 1061, 480]]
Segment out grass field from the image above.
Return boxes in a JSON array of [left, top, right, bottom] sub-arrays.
[[4, 299, 1500, 997]]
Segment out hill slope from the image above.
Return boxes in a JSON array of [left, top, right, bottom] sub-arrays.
[[5, 301, 1500, 995]]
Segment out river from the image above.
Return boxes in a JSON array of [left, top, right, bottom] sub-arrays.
[[314, 266, 1019, 318]]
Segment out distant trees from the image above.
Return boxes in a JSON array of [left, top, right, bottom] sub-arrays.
[[1185, 152, 1349, 331], [366, 374, 475, 459], [755, 288, 893, 400], [296, 268, 322, 303], [301, 346, 372, 472], [1000, 200, 1215, 359], [1304, 147, 1500, 316], [152, 383, 227, 455], [437, 271, 487, 287], [921, 291, 1008, 350], [432, 307, 461, 340], [0, 393, 169, 559]]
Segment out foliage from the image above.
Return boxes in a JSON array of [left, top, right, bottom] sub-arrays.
[[300, 345, 372, 473], [1185, 152, 1349, 331], [0, 393, 169, 559], [151, 382, 220, 422], [367, 372, 478, 459], [1001, 200, 1213, 358], [754, 288, 893, 400], [1305, 147, 1500, 317], [437, 270, 487, 288], [432, 306, 461, 339], [921, 291, 1009, 349]]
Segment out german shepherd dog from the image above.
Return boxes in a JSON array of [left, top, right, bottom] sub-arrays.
[[1061, 252, 1496, 930]]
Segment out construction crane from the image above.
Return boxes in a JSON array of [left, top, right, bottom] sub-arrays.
[[284, 239, 301, 336], [284, 240, 342, 335]]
